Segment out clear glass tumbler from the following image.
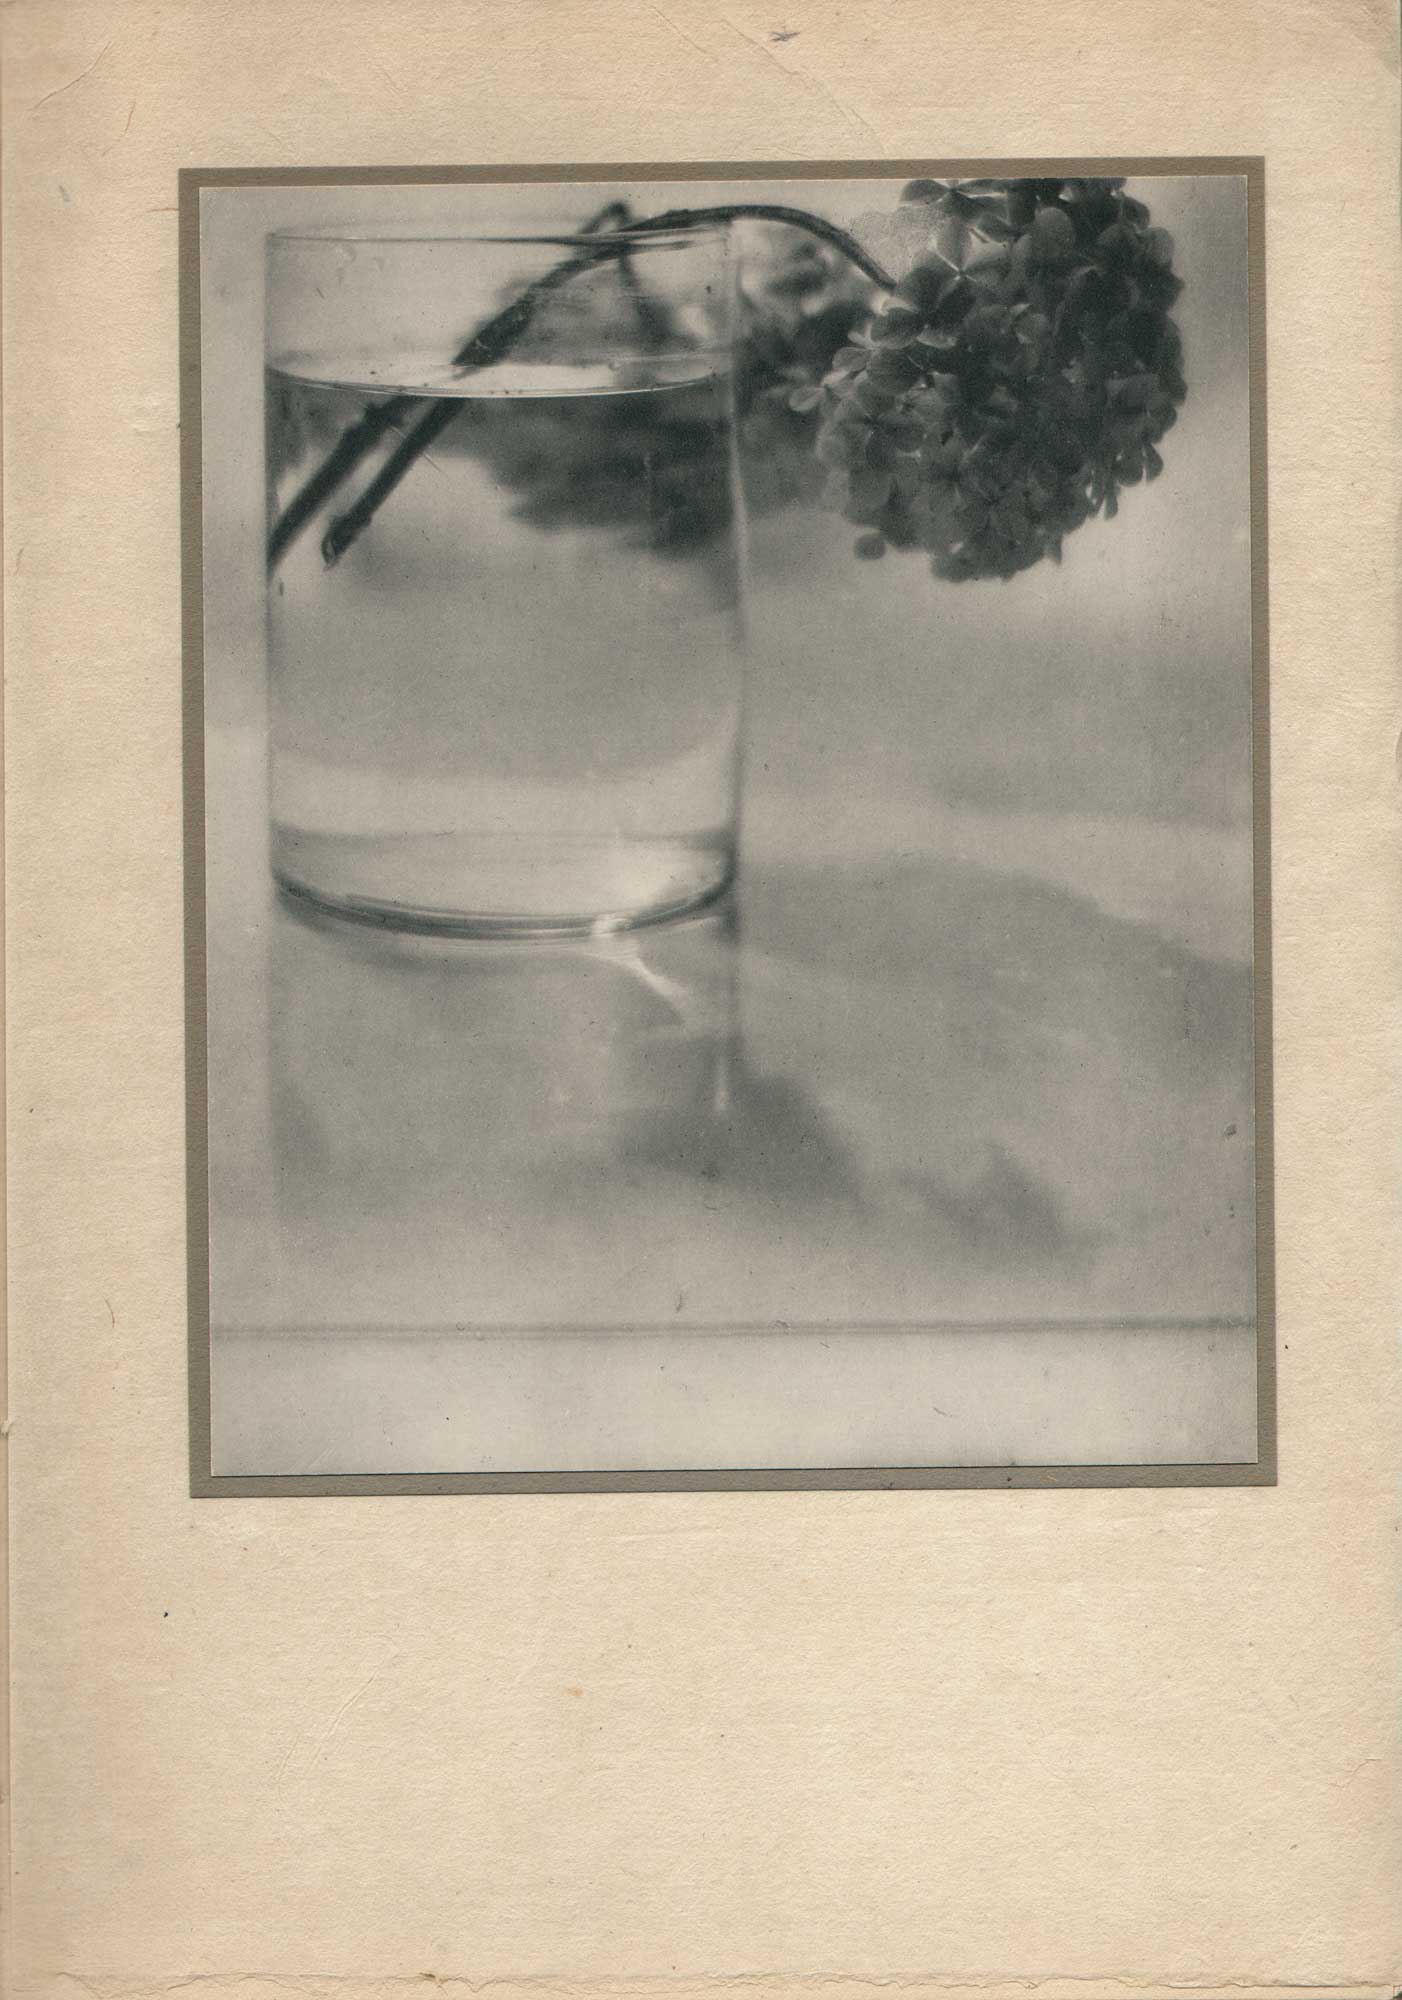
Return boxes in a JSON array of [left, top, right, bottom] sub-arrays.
[[264, 222, 747, 935]]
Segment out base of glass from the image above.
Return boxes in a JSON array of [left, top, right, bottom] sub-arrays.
[[271, 826, 737, 939]]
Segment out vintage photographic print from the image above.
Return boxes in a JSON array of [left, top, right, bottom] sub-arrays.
[[186, 164, 1269, 1491]]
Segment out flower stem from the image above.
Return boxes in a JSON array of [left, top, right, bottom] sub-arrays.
[[266, 397, 409, 570], [622, 205, 897, 291], [316, 247, 608, 565], [267, 203, 897, 571]]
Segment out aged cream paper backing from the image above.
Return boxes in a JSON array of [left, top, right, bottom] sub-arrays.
[[3, 0, 1399, 1993]]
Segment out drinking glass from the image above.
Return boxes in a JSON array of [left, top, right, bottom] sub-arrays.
[[264, 221, 746, 935]]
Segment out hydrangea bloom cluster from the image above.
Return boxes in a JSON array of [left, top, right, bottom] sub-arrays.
[[812, 178, 1187, 580]]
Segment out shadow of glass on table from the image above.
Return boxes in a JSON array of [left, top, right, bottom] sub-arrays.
[[242, 840, 1254, 1340]]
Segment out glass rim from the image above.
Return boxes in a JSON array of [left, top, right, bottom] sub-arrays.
[[265, 222, 724, 250]]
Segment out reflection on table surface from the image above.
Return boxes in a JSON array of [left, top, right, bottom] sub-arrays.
[[207, 748, 1256, 1341]]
